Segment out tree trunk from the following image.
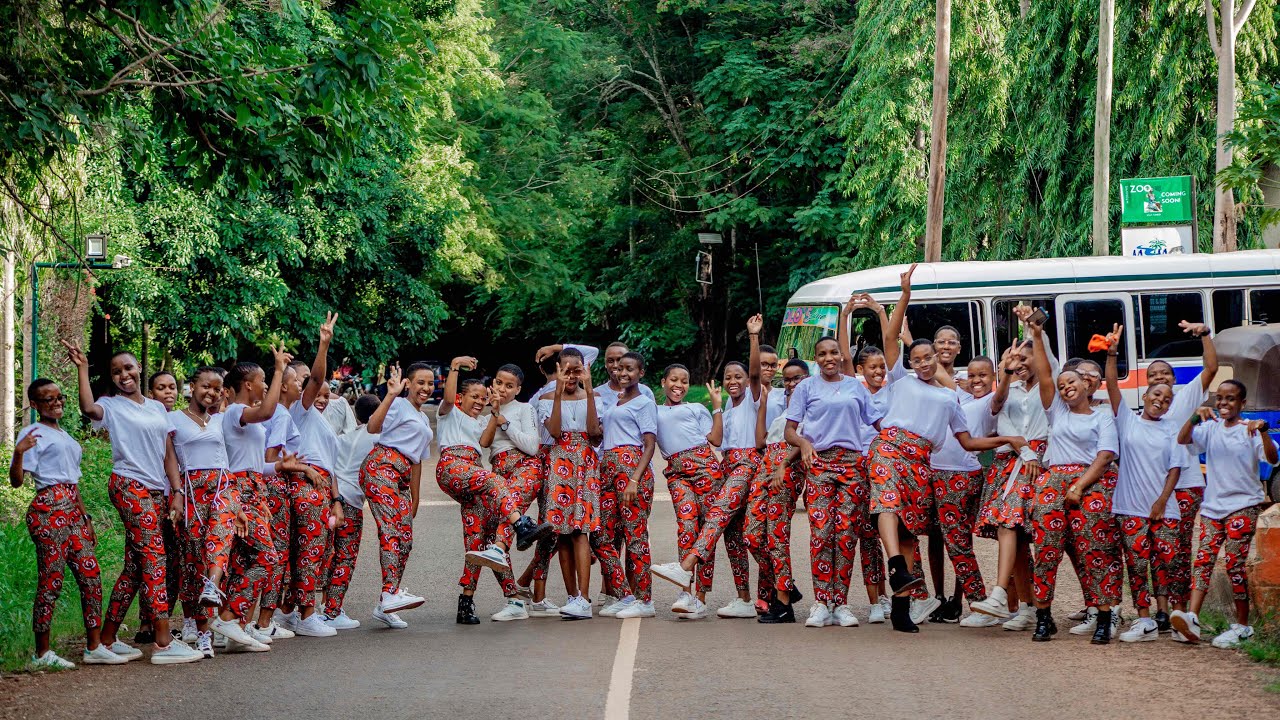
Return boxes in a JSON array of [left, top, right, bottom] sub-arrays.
[[1212, 0, 1238, 252], [924, 0, 952, 263], [1092, 0, 1116, 256], [2, 250, 14, 445]]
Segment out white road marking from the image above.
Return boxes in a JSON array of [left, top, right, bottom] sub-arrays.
[[604, 618, 641, 720], [421, 493, 672, 507]]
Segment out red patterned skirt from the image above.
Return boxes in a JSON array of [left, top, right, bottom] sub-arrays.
[[975, 438, 1047, 537], [867, 426, 935, 536]]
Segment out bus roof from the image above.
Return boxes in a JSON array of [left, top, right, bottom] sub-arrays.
[[787, 250, 1280, 305]]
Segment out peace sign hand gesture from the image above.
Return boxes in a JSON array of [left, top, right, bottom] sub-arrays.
[[319, 311, 339, 344], [385, 363, 405, 397]]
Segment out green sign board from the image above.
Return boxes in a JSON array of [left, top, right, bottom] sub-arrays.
[[1119, 175, 1195, 224]]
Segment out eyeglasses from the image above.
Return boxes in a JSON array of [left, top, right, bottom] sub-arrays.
[[909, 357, 935, 366]]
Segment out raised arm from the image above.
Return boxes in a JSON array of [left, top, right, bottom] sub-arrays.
[[755, 384, 771, 449], [243, 345, 293, 424], [1177, 407, 1215, 445], [747, 314, 764, 402], [1029, 317, 1055, 409], [302, 312, 338, 410], [583, 365, 603, 445], [705, 381, 724, 447], [438, 356, 476, 419], [366, 364, 404, 435], [544, 363, 568, 438], [1180, 321, 1217, 392], [1105, 324, 1124, 414], [990, 345, 1017, 415], [480, 387, 502, 448], [60, 340, 103, 422], [839, 295, 858, 376], [883, 264, 916, 371]]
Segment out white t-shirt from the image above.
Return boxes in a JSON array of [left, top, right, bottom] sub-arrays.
[[490, 400, 540, 457], [264, 403, 300, 454], [223, 403, 267, 474], [784, 375, 881, 452], [601, 394, 658, 450], [333, 427, 379, 506], [168, 410, 228, 471], [378, 396, 433, 464], [932, 393, 997, 472], [866, 364, 908, 418], [436, 407, 485, 453], [765, 413, 789, 445], [764, 389, 787, 430], [596, 383, 655, 410], [994, 382, 1052, 454], [1112, 410, 1183, 518], [537, 397, 593, 435], [656, 403, 713, 457], [1189, 420, 1267, 519], [531, 344, 601, 400], [92, 395, 170, 491], [16, 423, 81, 488], [289, 401, 338, 473], [1043, 395, 1119, 467], [1167, 371, 1208, 490], [721, 391, 761, 451], [323, 397, 358, 437], [880, 377, 969, 449]]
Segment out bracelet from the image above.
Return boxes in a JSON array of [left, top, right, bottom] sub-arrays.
[[1190, 412, 1204, 425], [1003, 369, 1016, 375], [329, 498, 342, 505]]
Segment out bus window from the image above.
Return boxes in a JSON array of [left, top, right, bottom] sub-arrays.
[[847, 309, 885, 359], [1061, 297, 1129, 376], [994, 297, 1058, 358], [777, 305, 840, 367], [1135, 292, 1205, 359], [1250, 289, 1280, 325], [1213, 289, 1245, 331], [905, 301, 983, 366]]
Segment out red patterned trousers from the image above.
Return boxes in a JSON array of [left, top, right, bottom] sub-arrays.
[[223, 471, 279, 620], [592, 445, 655, 602], [806, 448, 871, 606], [663, 444, 722, 593], [1170, 487, 1203, 604], [1116, 514, 1179, 609], [105, 474, 170, 624], [258, 471, 293, 611], [177, 469, 236, 621], [689, 448, 754, 594], [746, 443, 804, 596], [360, 445, 415, 594], [931, 469, 987, 601], [1193, 505, 1260, 600], [322, 501, 363, 617], [26, 484, 102, 633], [437, 446, 519, 594], [1030, 465, 1122, 606], [284, 469, 332, 609]]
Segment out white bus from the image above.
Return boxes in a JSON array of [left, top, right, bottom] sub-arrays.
[[777, 250, 1280, 405]]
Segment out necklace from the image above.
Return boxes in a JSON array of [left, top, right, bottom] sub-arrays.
[[184, 407, 210, 428]]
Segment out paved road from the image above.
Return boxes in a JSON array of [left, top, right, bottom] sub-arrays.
[[3, 457, 1279, 720]]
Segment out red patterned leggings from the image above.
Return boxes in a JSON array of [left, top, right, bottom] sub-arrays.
[[1116, 514, 1179, 609], [931, 469, 987, 601], [322, 502, 363, 617], [591, 446, 655, 602], [1193, 506, 1260, 601], [105, 474, 170, 624], [361, 445, 415, 594], [689, 449, 754, 594], [223, 471, 279, 620], [26, 484, 102, 633], [284, 470, 332, 609], [663, 444, 723, 593], [1170, 487, 1203, 604], [437, 447, 519, 593]]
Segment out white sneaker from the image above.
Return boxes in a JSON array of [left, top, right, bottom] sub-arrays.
[[678, 597, 708, 620], [616, 600, 656, 619], [224, 635, 270, 653], [1212, 623, 1254, 649], [833, 605, 860, 627], [528, 599, 562, 618], [1067, 607, 1089, 622], [1169, 609, 1201, 644], [274, 609, 299, 631], [910, 597, 942, 625], [1120, 617, 1160, 643], [717, 598, 757, 619], [262, 619, 295, 640], [211, 618, 258, 648], [199, 577, 225, 607], [491, 599, 530, 622], [106, 640, 143, 661], [650, 561, 694, 589], [150, 640, 202, 665], [1002, 606, 1036, 631], [325, 610, 361, 630], [212, 633, 227, 649], [247, 622, 282, 643], [294, 613, 338, 637], [196, 631, 215, 659], [960, 612, 1003, 628], [181, 618, 198, 643], [868, 599, 887, 624], [601, 595, 636, 617], [372, 607, 409, 629], [30, 650, 75, 670], [1069, 607, 1099, 635], [969, 586, 1012, 619], [805, 603, 832, 628], [1171, 629, 1189, 643], [465, 544, 511, 572], [596, 594, 619, 609], [379, 589, 425, 613], [82, 644, 128, 665], [671, 591, 695, 614], [560, 596, 592, 620]]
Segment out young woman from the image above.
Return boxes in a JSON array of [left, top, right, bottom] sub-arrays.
[[213, 349, 301, 653], [1022, 316, 1120, 643], [483, 363, 544, 621], [648, 366, 723, 619], [753, 360, 809, 624], [168, 367, 238, 658], [537, 348, 604, 619], [362, 363, 435, 622], [866, 268, 1027, 633], [1102, 326, 1185, 643], [12, 379, 126, 669], [62, 341, 202, 665], [595, 352, 658, 619], [1172, 380, 1277, 648], [322, 393, 383, 630], [785, 332, 881, 629], [437, 356, 551, 623], [651, 316, 765, 620], [255, 362, 302, 642], [135, 370, 184, 646]]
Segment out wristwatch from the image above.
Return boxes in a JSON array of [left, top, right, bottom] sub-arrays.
[[499, 421, 511, 431], [712, 408, 724, 416]]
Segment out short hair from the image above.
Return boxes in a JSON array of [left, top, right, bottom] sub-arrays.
[[783, 358, 810, 374], [1148, 359, 1174, 374], [1076, 359, 1102, 373], [934, 325, 961, 340], [814, 335, 839, 351], [496, 363, 525, 383], [1062, 357, 1084, 372], [405, 362, 435, 381], [148, 371, 176, 390], [857, 345, 885, 365], [760, 344, 777, 355], [559, 347, 585, 365], [191, 366, 224, 383], [968, 356, 995, 371], [1219, 378, 1248, 401], [458, 378, 486, 395], [606, 341, 628, 352], [662, 363, 689, 380], [27, 378, 57, 404], [723, 360, 748, 375], [908, 338, 935, 354], [621, 351, 645, 370], [225, 362, 263, 392], [110, 351, 138, 365], [354, 394, 381, 424]]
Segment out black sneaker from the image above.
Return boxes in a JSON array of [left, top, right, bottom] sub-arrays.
[[890, 596, 919, 633], [1091, 610, 1113, 645], [134, 627, 155, 645], [758, 598, 795, 624], [514, 516, 554, 552], [1154, 610, 1171, 633], [887, 555, 924, 595], [1032, 608, 1057, 642], [456, 594, 480, 625], [941, 596, 963, 623]]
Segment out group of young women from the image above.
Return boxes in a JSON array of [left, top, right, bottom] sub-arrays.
[[13, 268, 1275, 669]]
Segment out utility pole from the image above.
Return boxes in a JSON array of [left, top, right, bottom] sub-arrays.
[[924, 0, 952, 263], [1091, 0, 1116, 256]]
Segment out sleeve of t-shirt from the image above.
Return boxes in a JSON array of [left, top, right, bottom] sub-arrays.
[[507, 404, 542, 456], [1095, 412, 1120, 456], [536, 399, 554, 427], [1048, 393, 1068, 425], [694, 404, 713, 438], [638, 399, 658, 436], [1113, 407, 1133, 441], [784, 378, 810, 424], [1189, 421, 1212, 454], [858, 382, 884, 426], [566, 344, 599, 369], [1168, 372, 1208, 420], [1251, 431, 1267, 461], [886, 363, 909, 385], [947, 398, 970, 435], [641, 385, 656, 400], [17, 425, 40, 475], [90, 396, 112, 432], [223, 404, 246, 432], [382, 397, 409, 435], [1166, 438, 1189, 471]]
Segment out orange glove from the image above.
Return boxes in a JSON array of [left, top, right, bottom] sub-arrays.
[[1087, 334, 1111, 353]]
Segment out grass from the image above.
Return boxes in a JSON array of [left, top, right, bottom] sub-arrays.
[[0, 436, 136, 672]]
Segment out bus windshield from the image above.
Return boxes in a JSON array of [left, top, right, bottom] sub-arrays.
[[778, 305, 839, 367]]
